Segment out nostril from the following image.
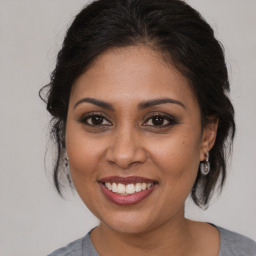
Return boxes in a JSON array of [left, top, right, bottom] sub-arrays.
[[105, 147, 146, 169], [105, 139, 147, 168]]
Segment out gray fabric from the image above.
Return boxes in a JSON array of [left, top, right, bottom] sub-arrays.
[[48, 226, 256, 256], [217, 226, 256, 256], [47, 235, 98, 256]]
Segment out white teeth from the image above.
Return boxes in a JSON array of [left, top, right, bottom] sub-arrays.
[[135, 183, 142, 192], [117, 183, 126, 194], [104, 182, 154, 194], [105, 182, 112, 190], [126, 184, 135, 194], [112, 183, 118, 193]]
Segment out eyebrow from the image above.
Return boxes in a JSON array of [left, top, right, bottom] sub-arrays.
[[73, 97, 185, 110], [73, 98, 114, 111], [138, 98, 185, 110]]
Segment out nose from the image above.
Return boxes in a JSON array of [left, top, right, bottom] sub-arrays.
[[105, 128, 147, 169]]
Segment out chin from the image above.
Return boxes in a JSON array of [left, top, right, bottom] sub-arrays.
[[96, 208, 164, 235], [103, 218, 153, 234]]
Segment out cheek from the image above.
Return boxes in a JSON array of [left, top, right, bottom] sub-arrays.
[[150, 133, 201, 215], [150, 130, 201, 184], [65, 124, 105, 180], [65, 130, 105, 208]]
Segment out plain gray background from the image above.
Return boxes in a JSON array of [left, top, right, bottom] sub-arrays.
[[0, 0, 255, 255]]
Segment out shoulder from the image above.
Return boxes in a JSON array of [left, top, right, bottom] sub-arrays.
[[47, 233, 98, 256], [47, 236, 84, 256], [216, 225, 256, 256]]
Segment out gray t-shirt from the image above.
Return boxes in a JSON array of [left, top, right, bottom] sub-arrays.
[[48, 226, 256, 256]]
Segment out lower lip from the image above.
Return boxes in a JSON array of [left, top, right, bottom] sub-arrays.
[[99, 183, 155, 205]]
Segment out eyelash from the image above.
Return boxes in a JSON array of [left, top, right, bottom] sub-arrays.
[[143, 114, 177, 128], [79, 112, 177, 128], [79, 112, 112, 127]]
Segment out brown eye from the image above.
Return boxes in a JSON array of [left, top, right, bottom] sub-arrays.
[[143, 114, 177, 127], [151, 116, 164, 126], [80, 114, 112, 126], [90, 115, 104, 125]]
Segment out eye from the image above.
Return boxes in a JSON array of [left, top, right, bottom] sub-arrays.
[[80, 113, 112, 126], [143, 114, 176, 127]]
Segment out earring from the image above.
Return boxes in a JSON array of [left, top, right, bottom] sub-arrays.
[[200, 153, 210, 175], [65, 156, 73, 185]]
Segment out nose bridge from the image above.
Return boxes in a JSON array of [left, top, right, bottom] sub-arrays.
[[106, 123, 146, 168]]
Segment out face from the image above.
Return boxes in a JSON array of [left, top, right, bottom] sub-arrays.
[[65, 46, 210, 234]]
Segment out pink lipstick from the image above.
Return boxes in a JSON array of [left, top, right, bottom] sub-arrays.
[[98, 176, 157, 205]]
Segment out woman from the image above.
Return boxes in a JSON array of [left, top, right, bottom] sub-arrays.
[[41, 0, 256, 255]]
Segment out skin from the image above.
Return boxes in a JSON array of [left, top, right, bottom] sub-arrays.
[[65, 45, 219, 256]]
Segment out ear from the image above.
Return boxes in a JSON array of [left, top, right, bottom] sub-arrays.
[[200, 116, 219, 161]]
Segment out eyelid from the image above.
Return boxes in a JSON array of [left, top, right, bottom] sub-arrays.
[[79, 112, 112, 126], [142, 112, 177, 127], [78, 111, 177, 128]]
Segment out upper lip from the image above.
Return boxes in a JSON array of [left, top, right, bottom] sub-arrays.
[[98, 176, 157, 185]]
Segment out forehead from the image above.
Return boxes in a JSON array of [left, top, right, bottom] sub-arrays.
[[70, 46, 198, 108]]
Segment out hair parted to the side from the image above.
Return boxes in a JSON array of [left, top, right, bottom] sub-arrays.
[[40, 0, 235, 207]]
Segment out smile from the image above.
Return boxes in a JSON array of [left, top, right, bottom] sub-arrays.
[[104, 182, 153, 195], [98, 176, 158, 205]]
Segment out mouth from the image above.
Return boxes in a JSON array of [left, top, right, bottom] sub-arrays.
[[98, 176, 158, 205]]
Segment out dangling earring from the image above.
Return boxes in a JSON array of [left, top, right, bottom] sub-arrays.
[[200, 153, 210, 175], [65, 156, 73, 185]]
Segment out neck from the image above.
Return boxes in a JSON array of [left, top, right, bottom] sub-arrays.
[[91, 208, 196, 256]]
